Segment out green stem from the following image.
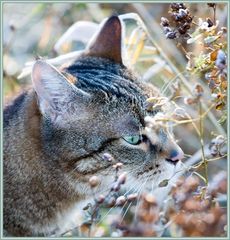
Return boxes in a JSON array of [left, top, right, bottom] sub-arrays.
[[199, 101, 208, 185]]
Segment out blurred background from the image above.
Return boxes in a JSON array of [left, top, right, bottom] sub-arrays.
[[3, 2, 227, 186]]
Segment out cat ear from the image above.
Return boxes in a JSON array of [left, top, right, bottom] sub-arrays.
[[32, 60, 90, 121], [85, 15, 123, 64]]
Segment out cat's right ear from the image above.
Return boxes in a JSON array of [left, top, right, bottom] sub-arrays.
[[32, 60, 90, 122], [85, 15, 123, 64]]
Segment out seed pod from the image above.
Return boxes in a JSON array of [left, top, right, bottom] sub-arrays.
[[186, 16, 193, 23], [112, 162, 123, 170], [178, 9, 188, 18], [89, 176, 100, 188], [178, 26, 187, 35], [183, 22, 191, 30], [163, 26, 172, 34], [205, 72, 213, 80], [215, 50, 226, 70], [158, 179, 169, 188], [184, 97, 196, 105], [118, 172, 127, 185], [96, 194, 105, 204], [208, 79, 216, 90], [207, 3, 216, 8], [194, 84, 204, 97], [127, 193, 138, 201], [144, 193, 157, 205], [221, 27, 227, 33], [102, 153, 114, 162], [171, 12, 179, 21], [106, 196, 116, 207], [214, 135, 225, 145], [83, 203, 91, 210], [115, 195, 126, 206], [179, 3, 186, 9], [9, 23, 16, 31], [209, 144, 218, 156], [111, 182, 121, 192], [166, 31, 177, 39], [206, 18, 214, 27], [161, 17, 169, 27], [170, 3, 181, 11]]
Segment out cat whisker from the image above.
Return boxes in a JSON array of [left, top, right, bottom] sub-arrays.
[[151, 178, 157, 195], [95, 204, 116, 227], [96, 175, 146, 227], [119, 200, 128, 217], [120, 201, 132, 224], [133, 176, 151, 221]]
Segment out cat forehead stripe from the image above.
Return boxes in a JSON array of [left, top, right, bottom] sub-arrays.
[[66, 57, 146, 104]]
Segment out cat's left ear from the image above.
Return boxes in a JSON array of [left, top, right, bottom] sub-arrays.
[[85, 15, 123, 64], [32, 60, 90, 122]]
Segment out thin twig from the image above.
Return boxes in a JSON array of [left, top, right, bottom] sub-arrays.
[[207, 154, 227, 162], [199, 100, 208, 185]]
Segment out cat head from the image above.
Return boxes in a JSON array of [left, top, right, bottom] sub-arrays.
[[32, 16, 184, 195]]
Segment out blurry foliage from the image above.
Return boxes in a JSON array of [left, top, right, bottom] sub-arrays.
[[3, 2, 227, 238]]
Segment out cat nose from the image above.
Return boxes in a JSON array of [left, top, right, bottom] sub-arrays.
[[165, 148, 184, 165]]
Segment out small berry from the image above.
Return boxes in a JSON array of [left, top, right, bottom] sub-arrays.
[[113, 162, 123, 169], [115, 195, 126, 206], [163, 26, 172, 34], [111, 182, 121, 192], [89, 176, 100, 188], [96, 194, 105, 204], [102, 153, 114, 162], [144, 193, 157, 205], [127, 193, 138, 201], [106, 197, 116, 207], [118, 172, 127, 185], [194, 84, 204, 97]]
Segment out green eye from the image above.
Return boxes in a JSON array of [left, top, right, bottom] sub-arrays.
[[123, 135, 142, 145]]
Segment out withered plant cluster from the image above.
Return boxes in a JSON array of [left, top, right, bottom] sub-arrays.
[[161, 3, 227, 112], [62, 157, 227, 237]]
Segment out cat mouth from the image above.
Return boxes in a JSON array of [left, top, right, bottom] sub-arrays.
[[165, 158, 179, 165]]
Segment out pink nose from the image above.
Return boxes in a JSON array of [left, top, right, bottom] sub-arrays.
[[170, 148, 184, 161], [166, 148, 184, 164]]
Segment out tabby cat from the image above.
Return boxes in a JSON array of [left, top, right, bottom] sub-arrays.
[[3, 16, 184, 236]]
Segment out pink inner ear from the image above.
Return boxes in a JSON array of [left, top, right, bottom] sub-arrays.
[[85, 15, 123, 64], [32, 62, 43, 85]]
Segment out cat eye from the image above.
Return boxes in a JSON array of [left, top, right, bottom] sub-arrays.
[[123, 135, 142, 145]]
